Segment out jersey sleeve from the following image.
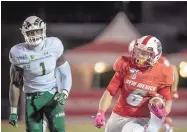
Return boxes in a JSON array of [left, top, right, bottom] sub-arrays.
[[157, 65, 174, 100], [106, 72, 122, 96], [107, 56, 128, 96], [53, 37, 64, 59], [157, 86, 172, 100], [9, 45, 29, 68], [162, 66, 174, 87], [113, 56, 129, 72]]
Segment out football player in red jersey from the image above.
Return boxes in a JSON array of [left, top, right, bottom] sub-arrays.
[[129, 41, 179, 132], [94, 35, 174, 132]]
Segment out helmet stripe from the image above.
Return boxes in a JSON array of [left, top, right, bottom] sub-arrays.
[[142, 35, 152, 45]]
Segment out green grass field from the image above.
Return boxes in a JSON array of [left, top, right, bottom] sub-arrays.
[[1, 122, 103, 132], [1, 122, 187, 132]]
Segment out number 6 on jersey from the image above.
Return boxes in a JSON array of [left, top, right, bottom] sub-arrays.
[[126, 89, 148, 106]]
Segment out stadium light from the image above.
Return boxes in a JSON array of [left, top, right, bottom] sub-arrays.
[[179, 61, 187, 78], [94, 62, 107, 73]]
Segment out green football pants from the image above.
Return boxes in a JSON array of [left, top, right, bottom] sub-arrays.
[[25, 91, 65, 132]]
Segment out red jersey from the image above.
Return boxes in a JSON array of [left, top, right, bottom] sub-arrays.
[[107, 56, 174, 118], [159, 56, 170, 66]]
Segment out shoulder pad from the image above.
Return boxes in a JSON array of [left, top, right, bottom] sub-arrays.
[[159, 56, 170, 67], [47, 37, 64, 58], [113, 56, 129, 72]]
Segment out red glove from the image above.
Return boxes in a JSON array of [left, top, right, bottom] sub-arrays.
[[94, 110, 105, 128], [172, 91, 179, 99]]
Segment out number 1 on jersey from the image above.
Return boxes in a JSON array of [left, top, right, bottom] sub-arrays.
[[40, 62, 46, 75]]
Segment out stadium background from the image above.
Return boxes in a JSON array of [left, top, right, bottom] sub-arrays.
[[1, 1, 187, 132]]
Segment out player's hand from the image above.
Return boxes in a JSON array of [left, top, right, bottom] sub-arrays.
[[54, 90, 68, 105], [148, 96, 167, 119], [9, 113, 18, 128], [172, 91, 179, 99], [94, 111, 105, 128], [164, 117, 174, 127]]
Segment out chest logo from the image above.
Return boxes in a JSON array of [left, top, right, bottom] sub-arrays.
[[129, 68, 139, 79], [30, 55, 35, 60]]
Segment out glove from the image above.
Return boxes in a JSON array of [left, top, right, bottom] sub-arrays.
[[172, 91, 179, 99], [54, 90, 68, 105], [94, 110, 105, 128], [148, 96, 167, 119], [9, 113, 18, 128]]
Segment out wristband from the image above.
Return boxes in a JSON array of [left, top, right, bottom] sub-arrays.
[[62, 89, 69, 97], [10, 107, 17, 114], [98, 110, 105, 115]]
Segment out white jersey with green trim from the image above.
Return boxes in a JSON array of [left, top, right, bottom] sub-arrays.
[[9, 37, 64, 93]]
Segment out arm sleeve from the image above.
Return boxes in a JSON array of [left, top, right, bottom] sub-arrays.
[[9, 45, 28, 68], [157, 86, 172, 100], [9, 50, 24, 68], [113, 56, 124, 72], [106, 72, 122, 96], [157, 66, 174, 100], [107, 56, 128, 96], [55, 61, 72, 93]]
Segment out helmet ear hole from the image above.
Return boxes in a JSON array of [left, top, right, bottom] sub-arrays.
[[147, 47, 153, 51]]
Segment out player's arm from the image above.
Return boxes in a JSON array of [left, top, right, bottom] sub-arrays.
[[171, 64, 179, 98], [94, 56, 124, 128], [94, 71, 122, 129], [95, 72, 122, 128], [157, 86, 172, 114], [9, 64, 23, 127], [98, 90, 113, 113], [165, 99, 172, 114], [157, 64, 176, 114], [162, 56, 179, 98], [159, 65, 178, 113], [98, 72, 122, 112], [98, 56, 124, 113], [54, 54, 72, 105], [9, 64, 23, 111]]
